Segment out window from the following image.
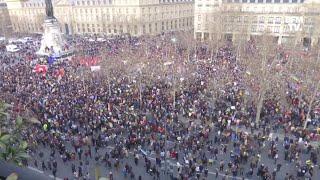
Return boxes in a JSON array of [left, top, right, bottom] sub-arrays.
[[274, 26, 280, 33], [229, 16, 234, 23], [284, 25, 290, 33], [114, 25, 117, 33], [252, 16, 257, 23], [244, 16, 248, 23], [87, 24, 90, 32], [258, 0, 263, 3], [143, 25, 146, 33], [267, 26, 272, 32], [119, 25, 123, 34], [275, 17, 281, 24], [259, 16, 264, 23], [237, 16, 241, 23], [284, 18, 290, 24], [266, 0, 271, 3], [251, 25, 256, 32], [268, 17, 273, 24], [258, 25, 264, 32]]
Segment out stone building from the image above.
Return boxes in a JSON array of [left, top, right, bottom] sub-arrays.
[[6, 0, 194, 36], [0, 0, 12, 37], [194, 0, 320, 46]]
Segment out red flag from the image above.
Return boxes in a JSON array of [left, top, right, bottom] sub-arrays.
[[33, 64, 48, 76], [76, 56, 102, 67], [54, 68, 65, 78]]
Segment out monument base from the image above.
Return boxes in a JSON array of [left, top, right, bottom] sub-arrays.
[[37, 18, 72, 58]]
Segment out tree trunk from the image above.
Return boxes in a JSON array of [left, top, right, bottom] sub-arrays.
[[304, 82, 320, 129], [210, 47, 214, 61], [255, 88, 266, 124], [255, 95, 264, 124], [139, 82, 142, 109], [108, 79, 111, 96]]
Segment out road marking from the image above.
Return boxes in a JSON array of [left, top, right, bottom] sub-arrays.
[[49, 175, 63, 180], [27, 166, 44, 174], [104, 145, 248, 179], [28, 166, 63, 180], [28, 145, 247, 180], [145, 154, 248, 180]]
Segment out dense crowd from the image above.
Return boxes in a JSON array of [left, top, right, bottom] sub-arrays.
[[0, 33, 319, 180]]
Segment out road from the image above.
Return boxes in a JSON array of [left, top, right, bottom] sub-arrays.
[[23, 124, 319, 180]]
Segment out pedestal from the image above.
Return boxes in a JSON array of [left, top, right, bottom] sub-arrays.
[[37, 18, 72, 58]]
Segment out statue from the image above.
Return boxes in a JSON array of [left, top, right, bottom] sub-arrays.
[[45, 0, 54, 19]]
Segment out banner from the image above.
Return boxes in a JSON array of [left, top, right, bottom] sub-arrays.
[[90, 66, 101, 72]]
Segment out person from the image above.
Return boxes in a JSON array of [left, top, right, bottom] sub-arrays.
[[41, 161, 47, 171], [2, 33, 320, 180], [34, 160, 38, 168], [47, 161, 52, 170], [52, 168, 57, 178], [71, 163, 76, 173], [78, 166, 83, 178]]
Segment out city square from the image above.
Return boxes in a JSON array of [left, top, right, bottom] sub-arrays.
[[0, 0, 320, 180]]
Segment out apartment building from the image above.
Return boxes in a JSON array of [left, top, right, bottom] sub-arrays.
[[195, 0, 320, 46]]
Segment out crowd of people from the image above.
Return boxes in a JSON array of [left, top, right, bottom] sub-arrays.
[[0, 33, 319, 180]]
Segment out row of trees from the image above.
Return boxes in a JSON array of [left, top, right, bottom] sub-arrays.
[[196, 9, 320, 127], [93, 26, 319, 128]]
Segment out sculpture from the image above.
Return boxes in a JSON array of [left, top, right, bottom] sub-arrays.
[[45, 0, 54, 19]]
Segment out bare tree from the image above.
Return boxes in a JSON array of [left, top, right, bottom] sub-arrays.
[[240, 32, 287, 124]]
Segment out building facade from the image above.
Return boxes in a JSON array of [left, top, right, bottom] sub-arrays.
[[195, 0, 320, 46], [6, 0, 194, 36], [0, 0, 12, 37]]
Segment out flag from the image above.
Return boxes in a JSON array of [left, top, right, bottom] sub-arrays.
[[78, 56, 101, 67], [48, 56, 56, 65], [33, 64, 48, 76], [54, 68, 65, 78]]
